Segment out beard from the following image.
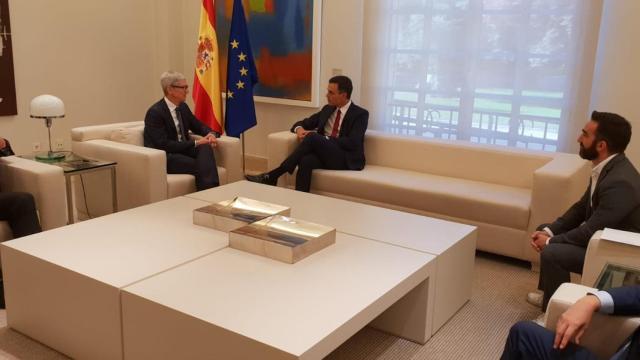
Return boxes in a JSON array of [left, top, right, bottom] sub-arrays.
[[579, 141, 598, 160]]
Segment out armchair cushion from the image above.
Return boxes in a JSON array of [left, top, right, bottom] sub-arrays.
[[109, 126, 144, 146]]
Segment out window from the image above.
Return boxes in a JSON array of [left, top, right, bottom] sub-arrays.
[[362, 0, 595, 152]]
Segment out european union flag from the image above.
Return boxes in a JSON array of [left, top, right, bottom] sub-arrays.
[[224, 0, 259, 138]]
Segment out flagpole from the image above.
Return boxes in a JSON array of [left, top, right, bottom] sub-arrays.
[[241, 132, 246, 175]]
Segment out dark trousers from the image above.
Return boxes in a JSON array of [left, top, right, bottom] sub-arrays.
[[280, 133, 347, 192], [0, 192, 42, 238], [538, 243, 586, 310], [167, 144, 219, 191], [501, 321, 597, 359], [0, 191, 42, 307]]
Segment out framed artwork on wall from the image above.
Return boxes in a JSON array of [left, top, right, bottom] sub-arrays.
[[0, 0, 17, 116], [216, 0, 322, 107]]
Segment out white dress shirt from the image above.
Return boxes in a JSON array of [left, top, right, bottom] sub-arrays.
[[323, 101, 352, 136]]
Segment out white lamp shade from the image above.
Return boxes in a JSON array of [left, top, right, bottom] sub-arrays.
[[30, 95, 65, 118]]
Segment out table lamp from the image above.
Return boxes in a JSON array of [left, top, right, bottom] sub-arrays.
[[30, 94, 66, 160]]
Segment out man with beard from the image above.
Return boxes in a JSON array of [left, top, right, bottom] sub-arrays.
[[527, 111, 640, 312]]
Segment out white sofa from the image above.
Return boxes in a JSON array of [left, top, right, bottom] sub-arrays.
[[267, 130, 590, 263], [0, 156, 67, 241], [71, 121, 243, 219]]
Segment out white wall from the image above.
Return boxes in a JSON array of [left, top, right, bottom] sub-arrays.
[[3, 0, 636, 166], [589, 0, 640, 169], [0, 0, 179, 155]]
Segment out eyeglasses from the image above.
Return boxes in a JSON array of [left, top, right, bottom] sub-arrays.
[[171, 85, 189, 90]]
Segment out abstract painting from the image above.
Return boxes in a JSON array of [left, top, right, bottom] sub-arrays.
[[216, 0, 322, 107], [0, 0, 17, 116]]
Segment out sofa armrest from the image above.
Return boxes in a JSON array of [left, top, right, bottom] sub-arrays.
[[580, 230, 640, 287], [0, 156, 67, 230], [215, 136, 243, 183], [545, 283, 640, 359], [267, 131, 297, 187], [526, 155, 590, 262], [72, 140, 167, 216]]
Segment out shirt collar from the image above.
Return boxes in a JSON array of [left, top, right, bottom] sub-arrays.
[[164, 97, 178, 112], [591, 153, 618, 178], [337, 100, 351, 116]]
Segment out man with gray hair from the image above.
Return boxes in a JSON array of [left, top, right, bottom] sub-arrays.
[[144, 71, 220, 190]]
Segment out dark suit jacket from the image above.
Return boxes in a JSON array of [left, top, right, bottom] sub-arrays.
[[289, 103, 369, 170], [541, 154, 640, 247], [143, 98, 217, 154], [606, 286, 640, 359]]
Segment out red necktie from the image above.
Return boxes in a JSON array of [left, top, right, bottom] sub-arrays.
[[330, 110, 342, 138]]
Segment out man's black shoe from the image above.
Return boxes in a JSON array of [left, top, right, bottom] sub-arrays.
[[245, 173, 277, 186]]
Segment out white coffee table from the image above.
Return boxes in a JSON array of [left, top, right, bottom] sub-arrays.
[[186, 181, 477, 332], [1, 181, 475, 360], [0, 196, 229, 360], [122, 233, 436, 359]]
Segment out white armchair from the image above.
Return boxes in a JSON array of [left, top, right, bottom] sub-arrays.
[[581, 229, 640, 287], [0, 156, 67, 241], [545, 283, 640, 359], [71, 121, 243, 219], [543, 230, 640, 359]]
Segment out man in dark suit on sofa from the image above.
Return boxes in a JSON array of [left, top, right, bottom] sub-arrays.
[[144, 71, 220, 191], [527, 111, 640, 311], [502, 285, 640, 359], [246, 75, 368, 192]]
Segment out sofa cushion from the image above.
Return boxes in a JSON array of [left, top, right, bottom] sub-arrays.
[[166, 167, 228, 199], [364, 130, 552, 189], [110, 126, 144, 146], [167, 174, 196, 199], [312, 165, 531, 230]]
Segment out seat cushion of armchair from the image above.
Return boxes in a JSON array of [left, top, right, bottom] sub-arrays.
[[312, 165, 531, 229], [166, 166, 227, 198]]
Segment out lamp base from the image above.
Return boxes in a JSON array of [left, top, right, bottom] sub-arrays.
[[35, 151, 66, 161]]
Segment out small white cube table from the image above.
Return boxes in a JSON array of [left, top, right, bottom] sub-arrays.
[[186, 181, 477, 332], [122, 233, 436, 359]]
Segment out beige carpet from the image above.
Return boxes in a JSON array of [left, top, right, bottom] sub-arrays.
[[0, 253, 540, 359]]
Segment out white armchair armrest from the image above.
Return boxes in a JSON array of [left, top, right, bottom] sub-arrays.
[[581, 230, 640, 287], [267, 131, 297, 187], [0, 156, 67, 230], [526, 154, 590, 263], [214, 136, 242, 183], [545, 283, 640, 359], [72, 139, 167, 217]]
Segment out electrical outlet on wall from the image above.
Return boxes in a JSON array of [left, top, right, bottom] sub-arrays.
[[32, 142, 41, 152], [55, 138, 64, 151]]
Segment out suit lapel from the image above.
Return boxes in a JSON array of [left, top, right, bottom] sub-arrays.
[[317, 105, 336, 135], [592, 154, 625, 210], [338, 103, 358, 137], [159, 99, 179, 139]]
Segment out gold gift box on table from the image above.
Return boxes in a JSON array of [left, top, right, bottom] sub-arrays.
[[193, 197, 291, 232], [229, 215, 336, 264]]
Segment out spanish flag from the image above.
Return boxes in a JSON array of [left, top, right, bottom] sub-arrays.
[[193, 0, 223, 133]]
